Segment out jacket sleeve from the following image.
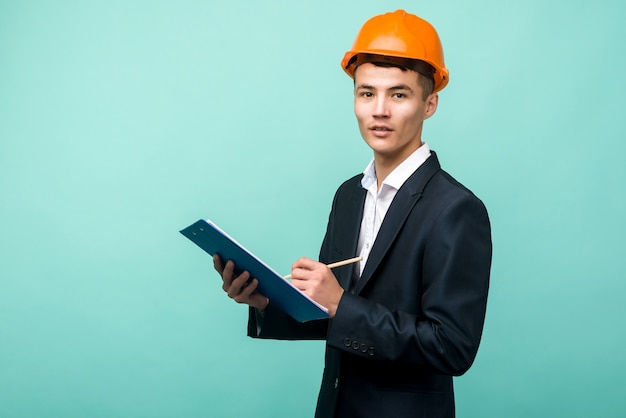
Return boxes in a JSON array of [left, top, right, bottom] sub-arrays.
[[326, 194, 492, 376], [248, 304, 329, 340]]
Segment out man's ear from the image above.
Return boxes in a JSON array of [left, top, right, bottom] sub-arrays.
[[424, 93, 438, 120]]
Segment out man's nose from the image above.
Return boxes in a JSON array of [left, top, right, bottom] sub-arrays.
[[373, 97, 390, 117]]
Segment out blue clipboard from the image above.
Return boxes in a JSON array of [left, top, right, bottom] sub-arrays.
[[180, 219, 329, 322]]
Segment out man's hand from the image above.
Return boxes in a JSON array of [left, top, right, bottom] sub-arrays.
[[213, 254, 269, 311], [290, 257, 344, 317]]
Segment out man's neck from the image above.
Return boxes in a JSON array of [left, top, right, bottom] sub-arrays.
[[373, 142, 424, 190]]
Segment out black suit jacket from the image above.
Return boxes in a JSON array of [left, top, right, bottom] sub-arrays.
[[249, 152, 492, 418]]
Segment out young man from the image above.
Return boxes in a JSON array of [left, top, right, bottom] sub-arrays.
[[214, 10, 491, 418]]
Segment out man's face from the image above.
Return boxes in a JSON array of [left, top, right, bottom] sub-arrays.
[[354, 63, 437, 165]]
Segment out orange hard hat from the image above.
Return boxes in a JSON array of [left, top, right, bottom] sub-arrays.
[[341, 10, 449, 93]]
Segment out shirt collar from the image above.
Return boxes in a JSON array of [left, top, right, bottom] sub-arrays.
[[361, 143, 432, 191]]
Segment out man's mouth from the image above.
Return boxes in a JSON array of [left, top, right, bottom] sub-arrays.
[[370, 125, 393, 137], [370, 125, 392, 131]]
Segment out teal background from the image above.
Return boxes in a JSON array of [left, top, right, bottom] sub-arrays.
[[1, 0, 625, 416]]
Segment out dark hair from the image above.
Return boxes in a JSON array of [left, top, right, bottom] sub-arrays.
[[350, 54, 435, 100]]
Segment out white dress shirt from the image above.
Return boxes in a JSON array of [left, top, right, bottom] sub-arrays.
[[357, 143, 432, 276]]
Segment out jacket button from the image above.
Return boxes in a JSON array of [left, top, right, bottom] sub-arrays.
[[360, 343, 368, 353], [343, 338, 351, 347], [334, 378, 339, 389], [352, 341, 360, 350], [368, 347, 376, 356]]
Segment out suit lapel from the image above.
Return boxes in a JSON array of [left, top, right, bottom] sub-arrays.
[[337, 176, 367, 291], [353, 152, 441, 295]]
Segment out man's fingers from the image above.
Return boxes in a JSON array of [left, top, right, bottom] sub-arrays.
[[291, 277, 305, 292], [232, 278, 259, 303], [213, 254, 224, 274], [214, 258, 265, 308], [226, 271, 251, 298], [292, 257, 319, 271]]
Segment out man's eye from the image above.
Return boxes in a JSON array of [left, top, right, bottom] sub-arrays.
[[361, 92, 373, 97], [393, 93, 406, 99]]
